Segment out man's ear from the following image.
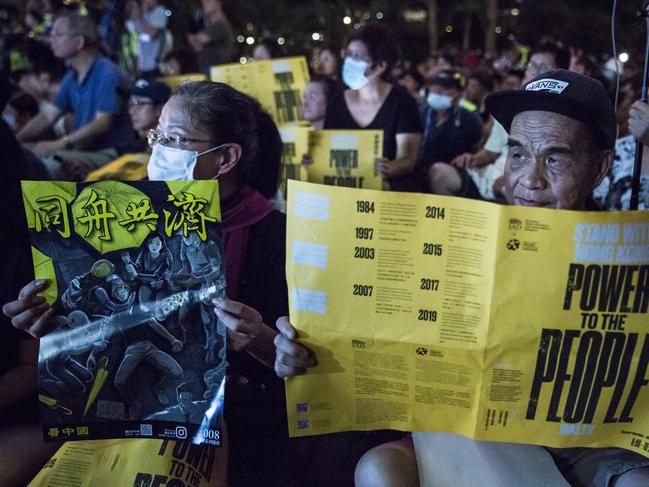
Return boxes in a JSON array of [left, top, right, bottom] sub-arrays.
[[216, 143, 243, 176], [591, 149, 612, 189]]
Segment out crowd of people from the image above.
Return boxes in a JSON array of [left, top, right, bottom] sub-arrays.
[[1, 0, 649, 486]]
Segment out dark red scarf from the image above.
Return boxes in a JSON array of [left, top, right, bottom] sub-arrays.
[[221, 186, 273, 300]]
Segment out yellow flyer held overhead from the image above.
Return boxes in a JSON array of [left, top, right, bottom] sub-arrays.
[[285, 180, 649, 458], [85, 153, 149, 181], [159, 73, 208, 89], [210, 56, 310, 126], [279, 126, 311, 197], [307, 130, 383, 191]]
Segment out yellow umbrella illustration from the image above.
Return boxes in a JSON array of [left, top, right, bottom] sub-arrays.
[[39, 394, 72, 415], [83, 356, 110, 417]]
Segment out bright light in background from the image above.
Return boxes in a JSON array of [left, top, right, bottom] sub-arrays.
[[343, 16, 352, 24], [376, 12, 384, 19], [353, 23, 361, 29], [618, 52, 629, 63], [164, 9, 171, 17], [445, 25, 453, 33], [239, 57, 248, 64], [511, 8, 520, 16], [312, 32, 323, 41], [495, 26, 502, 34], [246, 36, 255, 45], [236, 35, 245, 43], [277, 37, 285, 45]]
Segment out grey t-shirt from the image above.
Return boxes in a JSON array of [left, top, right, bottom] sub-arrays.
[[129, 5, 168, 72]]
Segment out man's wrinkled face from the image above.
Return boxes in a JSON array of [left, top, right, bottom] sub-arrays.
[[505, 111, 606, 210]]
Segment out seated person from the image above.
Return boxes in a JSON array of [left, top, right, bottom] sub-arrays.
[[275, 71, 649, 486], [119, 77, 171, 154], [418, 70, 483, 197], [16, 11, 134, 180]]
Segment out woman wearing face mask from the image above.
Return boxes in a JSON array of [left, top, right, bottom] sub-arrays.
[[324, 23, 423, 191], [4, 81, 289, 487]]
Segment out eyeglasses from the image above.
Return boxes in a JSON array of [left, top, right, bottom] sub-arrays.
[[147, 129, 211, 148], [129, 99, 154, 108]]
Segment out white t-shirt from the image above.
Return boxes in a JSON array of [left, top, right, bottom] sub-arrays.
[[467, 120, 508, 200]]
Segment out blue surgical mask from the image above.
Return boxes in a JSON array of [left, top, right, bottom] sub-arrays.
[[342, 57, 371, 90], [426, 92, 453, 111], [147, 143, 226, 181]]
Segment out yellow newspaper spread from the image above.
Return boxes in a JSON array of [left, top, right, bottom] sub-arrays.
[[28, 439, 224, 487], [307, 130, 383, 191], [210, 56, 310, 126], [285, 180, 649, 457]]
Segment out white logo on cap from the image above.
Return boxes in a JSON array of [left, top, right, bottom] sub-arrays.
[[135, 79, 150, 89], [525, 78, 569, 94]]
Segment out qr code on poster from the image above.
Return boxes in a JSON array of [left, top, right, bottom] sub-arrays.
[[140, 424, 153, 436]]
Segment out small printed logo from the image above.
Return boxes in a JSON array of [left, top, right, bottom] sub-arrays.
[[296, 402, 308, 413], [175, 426, 188, 439], [416, 347, 428, 356], [507, 239, 520, 251], [352, 339, 366, 349], [297, 419, 310, 430], [140, 424, 153, 436], [509, 218, 522, 230], [525, 78, 569, 94]]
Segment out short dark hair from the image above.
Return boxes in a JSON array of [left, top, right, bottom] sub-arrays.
[[172, 81, 281, 198], [398, 69, 425, 90], [348, 23, 399, 81], [468, 71, 495, 93], [55, 11, 98, 48], [532, 41, 570, 70]]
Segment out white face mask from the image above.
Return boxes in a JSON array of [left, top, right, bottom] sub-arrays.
[[426, 92, 453, 111], [342, 57, 371, 90], [147, 143, 226, 181]]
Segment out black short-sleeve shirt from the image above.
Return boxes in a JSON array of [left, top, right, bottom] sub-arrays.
[[324, 85, 423, 160]]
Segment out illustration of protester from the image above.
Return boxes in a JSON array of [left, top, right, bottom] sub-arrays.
[[61, 259, 135, 315], [107, 273, 185, 419], [173, 231, 225, 363], [146, 381, 210, 423], [121, 233, 173, 311], [41, 310, 106, 396]]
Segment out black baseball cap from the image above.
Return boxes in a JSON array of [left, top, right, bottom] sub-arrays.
[[118, 78, 171, 105], [485, 69, 617, 149], [428, 69, 466, 91]]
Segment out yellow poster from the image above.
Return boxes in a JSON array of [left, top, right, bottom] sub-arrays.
[[307, 130, 383, 190], [210, 56, 310, 126], [285, 180, 649, 457], [279, 126, 311, 197], [159, 73, 208, 89], [28, 439, 225, 487], [85, 153, 149, 182]]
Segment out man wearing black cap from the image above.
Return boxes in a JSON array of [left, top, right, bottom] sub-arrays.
[[119, 78, 171, 153], [278, 70, 649, 486], [409, 69, 649, 487], [418, 69, 484, 197]]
